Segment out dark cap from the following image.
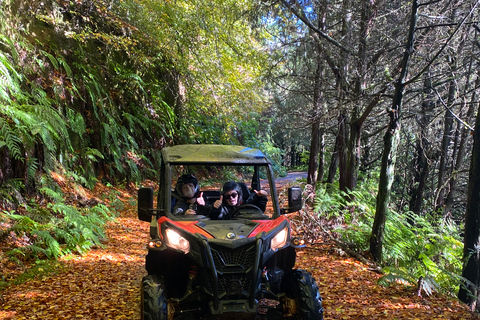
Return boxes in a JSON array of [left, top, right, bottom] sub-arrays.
[[176, 174, 199, 197]]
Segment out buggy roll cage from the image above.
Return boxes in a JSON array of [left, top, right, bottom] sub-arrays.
[[138, 144, 302, 222]]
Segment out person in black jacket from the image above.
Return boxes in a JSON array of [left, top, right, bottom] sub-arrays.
[[172, 174, 206, 215], [209, 181, 268, 220]]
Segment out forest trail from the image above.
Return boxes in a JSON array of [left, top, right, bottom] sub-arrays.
[[1, 176, 478, 320]]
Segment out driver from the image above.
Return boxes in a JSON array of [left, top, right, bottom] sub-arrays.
[[209, 181, 268, 220]]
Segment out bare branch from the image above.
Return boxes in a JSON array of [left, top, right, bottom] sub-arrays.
[[278, 0, 353, 54], [434, 88, 475, 132], [405, 0, 480, 86]]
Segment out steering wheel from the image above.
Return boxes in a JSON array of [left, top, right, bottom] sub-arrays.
[[231, 204, 265, 219]]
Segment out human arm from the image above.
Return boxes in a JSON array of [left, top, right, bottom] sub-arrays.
[[247, 189, 268, 212]]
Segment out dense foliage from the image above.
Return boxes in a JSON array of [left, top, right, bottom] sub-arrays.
[[311, 180, 464, 296], [0, 0, 275, 193], [0, 0, 275, 273]]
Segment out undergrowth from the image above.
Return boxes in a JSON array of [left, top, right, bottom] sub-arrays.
[[313, 178, 464, 297], [0, 183, 117, 289]]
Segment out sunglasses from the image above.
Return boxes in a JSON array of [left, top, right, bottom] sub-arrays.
[[224, 192, 238, 200]]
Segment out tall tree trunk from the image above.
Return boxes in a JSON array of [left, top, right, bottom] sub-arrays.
[[326, 114, 343, 186], [370, 0, 418, 263], [409, 136, 430, 215], [318, 128, 325, 182], [338, 109, 348, 191], [346, 121, 361, 191], [307, 119, 321, 185], [307, 17, 326, 187], [458, 98, 480, 310], [445, 76, 479, 214], [435, 8, 461, 211], [435, 71, 456, 210], [409, 74, 435, 215], [336, 0, 352, 193], [344, 0, 375, 192]]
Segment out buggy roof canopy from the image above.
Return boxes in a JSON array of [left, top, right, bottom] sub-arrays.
[[161, 144, 270, 165]]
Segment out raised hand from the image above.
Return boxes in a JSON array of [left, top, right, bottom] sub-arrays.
[[197, 192, 205, 206], [213, 195, 223, 209], [253, 189, 268, 197]]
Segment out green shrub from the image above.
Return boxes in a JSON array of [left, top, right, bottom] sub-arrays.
[[379, 212, 463, 295], [314, 179, 464, 296], [3, 187, 115, 261]]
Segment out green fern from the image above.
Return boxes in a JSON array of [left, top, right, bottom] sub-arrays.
[[34, 230, 62, 258], [0, 41, 21, 102], [320, 179, 464, 296], [40, 50, 60, 70], [5, 191, 114, 260], [0, 117, 24, 160], [379, 267, 439, 296], [7, 213, 39, 231], [66, 108, 86, 137], [378, 267, 417, 287], [7, 245, 46, 260], [39, 187, 64, 203], [26, 157, 39, 183]]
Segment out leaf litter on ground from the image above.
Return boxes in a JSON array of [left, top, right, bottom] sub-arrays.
[[1, 180, 478, 320]]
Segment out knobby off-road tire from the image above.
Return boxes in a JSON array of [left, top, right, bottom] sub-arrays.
[[141, 275, 168, 320], [283, 269, 324, 320]]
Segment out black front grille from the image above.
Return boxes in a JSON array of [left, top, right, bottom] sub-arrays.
[[211, 244, 256, 269], [209, 243, 257, 298]]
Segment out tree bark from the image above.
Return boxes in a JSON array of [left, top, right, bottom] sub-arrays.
[[435, 69, 456, 210], [458, 98, 480, 310], [344, 0, 375, 192], [307, 119, 321, 185], [338, 110, 348, 191], [409, 136, 430, 215], [307, 15, 326, 187], [317, 128, 325, 183], [435, 8, 462, 211], [370, 0, 418, 263], [409, 74, 435, 215], [326, 115, 343, 186], [445, 75, 479, 214], [346, 121, 361, 191]]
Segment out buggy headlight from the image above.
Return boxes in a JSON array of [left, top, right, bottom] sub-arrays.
[[271, 227, 288, 251], [165, 229, 190, 254]]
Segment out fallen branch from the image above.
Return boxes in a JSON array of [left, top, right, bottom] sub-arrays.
[[298, 209, 382, 273]]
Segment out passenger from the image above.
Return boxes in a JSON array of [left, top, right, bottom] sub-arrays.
[[172, 174, 206, 215], [209, 181, 268, 220]]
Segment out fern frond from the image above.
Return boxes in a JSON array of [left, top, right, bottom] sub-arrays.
[[34, 230, 62, 258], [0, 117, 24, 160], [57, 56, 73, 78], [26, 157, 39, 183], [127, 159, 141, 182], [0, 49, 21, 101], [39, 187, 64, 202], [40, 50, 60, 70], [7, 213, 39, 231], [85, 147, 104, 161], [66, 108, 86, 136], [378, 268, 416, 287], [420, 275, 439, 296]]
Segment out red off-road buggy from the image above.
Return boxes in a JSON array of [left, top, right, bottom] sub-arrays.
[[138, 144, 323, 320]]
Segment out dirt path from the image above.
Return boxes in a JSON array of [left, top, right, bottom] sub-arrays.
[[1, 176, 478, 319], [1, 205, 148, 320], [275, 171, 307, 185]]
